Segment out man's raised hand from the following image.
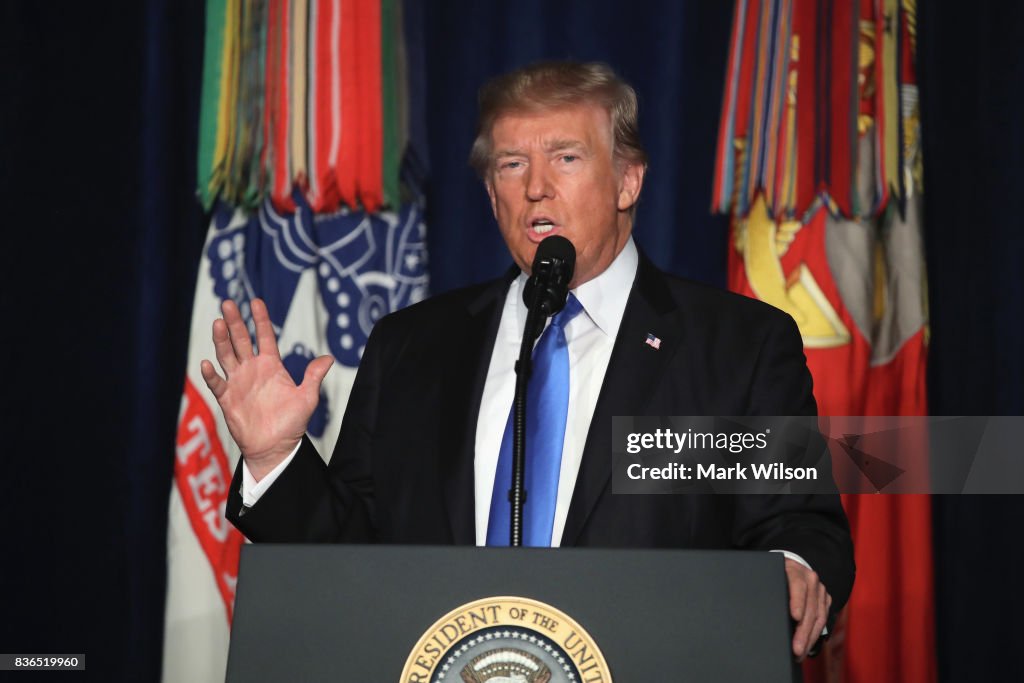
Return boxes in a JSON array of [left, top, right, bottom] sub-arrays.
[[200, 298, 333, 480]]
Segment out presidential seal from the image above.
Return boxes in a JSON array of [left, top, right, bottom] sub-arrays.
[[400, 596, 611, 683]]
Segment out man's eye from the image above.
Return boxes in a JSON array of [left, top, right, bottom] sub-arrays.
[[500, 160, 523, 170], [560, 154, 578, 163]]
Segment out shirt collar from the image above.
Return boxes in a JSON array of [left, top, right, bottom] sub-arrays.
[[572, 236, 637, 338], [509, 236, 638, 340]]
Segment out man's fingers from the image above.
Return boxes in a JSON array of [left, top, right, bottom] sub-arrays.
[[222, 299, 255, 361], [792, 593, 815, 659], [813, 584, 830, 634], [251, 298, 282, 359], [200, 359, 227, 398], [810, 585, 829, 648], [787, 574, 810, 657], [797, 584, 828, 661], [302, 355, 335, 390], [212, 318, 239, 374], [788, 570, 808, 622]]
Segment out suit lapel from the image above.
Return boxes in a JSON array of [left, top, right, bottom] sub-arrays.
[[561, 254, 681, 545], [438, 269, 516, 545]]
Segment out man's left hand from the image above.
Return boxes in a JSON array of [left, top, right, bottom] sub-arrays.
[[785, 558, 832, 661]]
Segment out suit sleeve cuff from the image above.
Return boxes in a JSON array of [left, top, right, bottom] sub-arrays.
[[240, 442, 303, 507], [771, 548, 811, 569]]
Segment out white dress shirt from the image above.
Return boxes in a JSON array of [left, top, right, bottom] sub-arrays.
[[473, 238, 637, 546], [241, 238, 638, 528]]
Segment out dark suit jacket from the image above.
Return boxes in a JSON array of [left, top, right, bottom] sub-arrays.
[[228, 253, 855, 617]]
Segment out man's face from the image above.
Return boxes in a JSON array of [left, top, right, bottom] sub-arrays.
[[485, 103, 644, 288]]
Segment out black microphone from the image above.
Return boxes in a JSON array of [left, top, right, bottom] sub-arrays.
[[522, 235, 576, 325]]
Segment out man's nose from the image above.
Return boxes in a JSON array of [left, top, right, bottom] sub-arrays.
[[525, 163, 555, 201]]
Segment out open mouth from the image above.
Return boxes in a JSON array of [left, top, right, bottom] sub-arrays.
[[531, 217, 556, 235]]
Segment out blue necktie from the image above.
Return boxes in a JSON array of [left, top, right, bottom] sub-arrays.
[[487, 294, 584, 546]]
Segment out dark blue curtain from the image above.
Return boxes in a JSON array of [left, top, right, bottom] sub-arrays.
[[919, 3, 1024, 681], [130, 0, 208, 679], [1, 1, 205, 680], [2, 2, 144, 679], [1, 1, 1021, 680]]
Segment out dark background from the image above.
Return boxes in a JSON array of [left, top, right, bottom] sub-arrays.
[[1, 1, 1021, 680]]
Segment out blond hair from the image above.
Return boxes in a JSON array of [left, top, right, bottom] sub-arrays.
[[468, 61, 648, 178]]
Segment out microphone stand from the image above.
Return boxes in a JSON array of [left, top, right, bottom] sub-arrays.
[[509, 285, 548, 547]]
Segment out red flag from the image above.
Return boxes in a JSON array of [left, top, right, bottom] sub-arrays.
[[335, 0, 360, 209], [265, 0, 297, 212], [353, 0, 383, 213], [308, 0, 342, 211], [716, 2, 935, 681]]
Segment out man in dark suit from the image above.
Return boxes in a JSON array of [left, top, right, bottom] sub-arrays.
[[202, 61, 853, 660]]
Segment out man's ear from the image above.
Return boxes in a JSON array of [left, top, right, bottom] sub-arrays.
[[617, 161, 645, 212], [486, 179, 499, 219]]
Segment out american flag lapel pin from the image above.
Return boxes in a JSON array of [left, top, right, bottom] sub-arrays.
[[645, 333, 662, 350]]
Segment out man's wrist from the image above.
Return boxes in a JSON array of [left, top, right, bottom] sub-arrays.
[[240, 440, 303, 506], [244, 439, 303, 481]]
